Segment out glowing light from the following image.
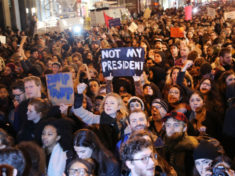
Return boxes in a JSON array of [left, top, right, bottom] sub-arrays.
[[193, 7, 198, 14], [73, 26, 81, 33], [31, 7, 36, 14]]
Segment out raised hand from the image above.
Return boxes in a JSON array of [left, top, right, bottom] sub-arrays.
[[77, 83, 87, 94]]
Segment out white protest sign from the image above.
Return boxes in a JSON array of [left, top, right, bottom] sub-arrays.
[[0, 36, 6, 44], [128, 22, 138, 33], [207, 7, 216, 18], [224, 11, 235, 20]]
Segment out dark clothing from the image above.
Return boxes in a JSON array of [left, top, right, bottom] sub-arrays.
[[160, 135, 198, 176], [188, 110, 223, 141]]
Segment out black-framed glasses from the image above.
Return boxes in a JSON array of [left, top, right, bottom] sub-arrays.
[[131, 153, 157, 164], [11, 92, 24, 99], [68, 168, 89, 176]]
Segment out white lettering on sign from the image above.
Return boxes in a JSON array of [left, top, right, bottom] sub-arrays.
[[101, 49, 121, 59], [126, 48, 142, 58]]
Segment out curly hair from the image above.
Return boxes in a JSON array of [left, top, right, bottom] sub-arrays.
[[120, 137, 152, 162]]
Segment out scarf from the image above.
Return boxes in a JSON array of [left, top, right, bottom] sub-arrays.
[[47, 143, 67, 176]]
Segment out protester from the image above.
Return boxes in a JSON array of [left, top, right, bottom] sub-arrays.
[[73, 129, 120, 175], [0, 1, 234, 175]]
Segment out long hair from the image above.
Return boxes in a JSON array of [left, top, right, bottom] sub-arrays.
[[17, 141, 46, 176], [100, 93, 128, 128], [197, 78, 224, 115], [73, 129, 116, 174], [218, 70, 235, 99]]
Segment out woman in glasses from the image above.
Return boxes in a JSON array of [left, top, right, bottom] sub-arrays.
[[66, 158, 95, 176]]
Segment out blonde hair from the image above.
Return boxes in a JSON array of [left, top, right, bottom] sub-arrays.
[[100, 92, 128, 123]]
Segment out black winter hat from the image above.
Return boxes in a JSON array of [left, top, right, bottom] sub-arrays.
[[193, 141, 219, 161]]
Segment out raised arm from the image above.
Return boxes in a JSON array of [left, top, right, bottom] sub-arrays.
[[73, 83, 100, 125]]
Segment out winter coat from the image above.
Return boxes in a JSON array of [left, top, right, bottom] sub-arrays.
[[73, 94, 125, 152], [159, 135, 199, 176]]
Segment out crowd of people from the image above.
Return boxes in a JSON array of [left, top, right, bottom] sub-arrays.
[[0, 1, 235, 176]]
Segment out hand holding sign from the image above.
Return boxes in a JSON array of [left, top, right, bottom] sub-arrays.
[[133, 74, 140, 82], [105, 73, 113, 81], [77, 83, 87, 94], [59, 103, 69, 116]]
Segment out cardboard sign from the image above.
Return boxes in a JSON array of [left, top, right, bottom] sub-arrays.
[[128, 22, 138, 33], [0, 36, 6, 44], [207, 7, 216, 18], [143, 8, 151, 19], [101, 47, 145, 77], [109, 18, 121, 28], [46, 73, 74, 105], [84, 17, 91, 30], [170, 27, 184, 38], [224, 11, 235, 20], [185, 6, 192, 21]]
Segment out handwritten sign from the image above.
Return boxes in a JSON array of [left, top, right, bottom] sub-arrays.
[[224, 11, 235, 20], [207, 7, 216, 18], [0, 36, 6, 44], [143, 8, 151, 19], [128, 22, 138, 33], [46, 73, 74, 105], [101, 47, 145, 77], [84, 17, 91, 30], [170, 27, 184, 38]]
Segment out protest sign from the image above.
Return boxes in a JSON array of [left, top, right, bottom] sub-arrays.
[[101, 47, 145, 77], [0, 36, 6, 44], [143, 8, 151, 19], [46, 73, 74, 105], [128, 22, 138, 33], [109, 18, 121, 28], [185, 6, 192, 21], [170, 27, 184, 38], [207, 7, 216, 18], [224, 11, 235, 20], [84, 17, 91, 30]]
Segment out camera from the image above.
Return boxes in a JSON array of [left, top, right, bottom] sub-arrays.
[[212, 165, 228, 176]]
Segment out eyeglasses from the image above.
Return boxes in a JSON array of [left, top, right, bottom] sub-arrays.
[[68, 168, 88, 176], [169, 90, 179, 95], [132, 153, 157, 164], [11, 92, 24, 100]]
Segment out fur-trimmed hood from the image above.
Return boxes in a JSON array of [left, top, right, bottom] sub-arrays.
[[165, 134, 199, 151], [175, 135, 199, 151]]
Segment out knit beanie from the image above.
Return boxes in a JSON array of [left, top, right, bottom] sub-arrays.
[[152, 98, 168, 113], [128, 96, 145, 110], [193, 141, 219, 161]]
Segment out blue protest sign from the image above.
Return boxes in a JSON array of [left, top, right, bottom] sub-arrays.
[[101, 47, 145, 77], [46, 72, 74, 105], [109, 18, 121, 28]]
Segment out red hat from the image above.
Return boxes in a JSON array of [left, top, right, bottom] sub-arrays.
[[162, 111, 188, 123]]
